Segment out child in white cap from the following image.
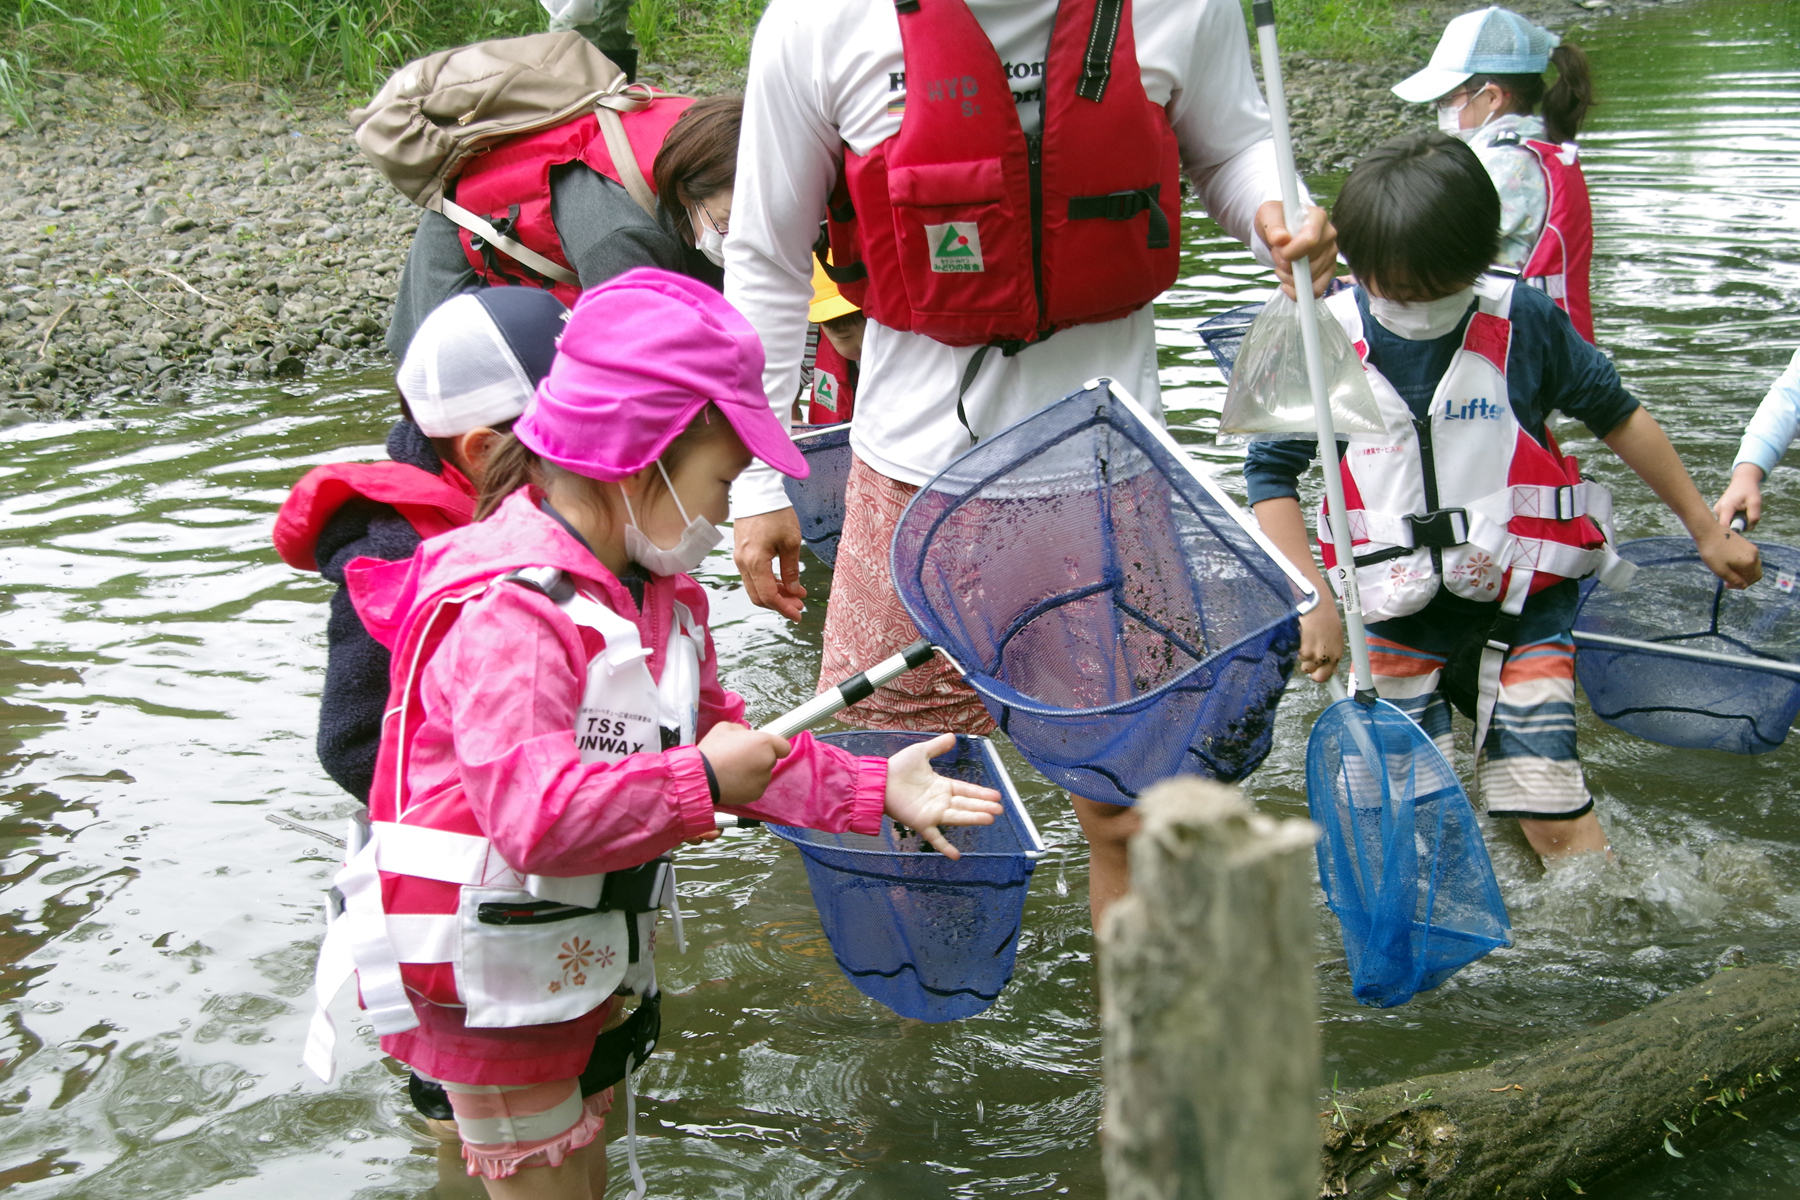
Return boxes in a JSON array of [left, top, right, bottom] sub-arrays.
[[1392, 6, 1600, 341]]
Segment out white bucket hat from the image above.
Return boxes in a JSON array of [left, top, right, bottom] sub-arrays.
[[1392, 6, 1561, 104]]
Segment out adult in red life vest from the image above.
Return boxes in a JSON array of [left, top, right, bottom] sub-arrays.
[[806, 257, 862, 424], [726, 0, 1339, 929], [1392, 6, 1599, 342], [384, 94, 740, 359], [275, 288, 568, 806]]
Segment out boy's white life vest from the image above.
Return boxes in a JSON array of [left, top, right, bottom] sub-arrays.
[[304, 567, 705, 1082], [1493, 131, 1595, 344]]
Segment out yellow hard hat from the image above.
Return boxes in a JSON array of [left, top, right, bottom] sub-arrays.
[[809, 256, 860, 324]]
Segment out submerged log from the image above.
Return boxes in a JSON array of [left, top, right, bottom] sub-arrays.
[[1100, 777, 1322, 1200], [1320, 964, 1800, 1198]]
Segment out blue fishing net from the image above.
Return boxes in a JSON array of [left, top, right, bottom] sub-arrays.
[[1309, 697, 1510, 1008], [891, 380, 1306, 806], [781, 423, 853, 568], [766, 731, 1043, 1022], [1195, 302, 1264, 382], [1575, 537, 1800, 754]]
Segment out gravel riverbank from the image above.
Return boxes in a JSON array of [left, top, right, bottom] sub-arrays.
[[0, 0, 1676, 422]]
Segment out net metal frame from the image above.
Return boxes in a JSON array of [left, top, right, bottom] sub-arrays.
[[766, 731, 1046, 1022], [892, 378, 1319, 805]]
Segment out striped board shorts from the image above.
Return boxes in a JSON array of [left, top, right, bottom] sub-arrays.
[[1367, 630, 1591, 820], [817, 454, 997, 736], [430, 1075, 612, 1180]]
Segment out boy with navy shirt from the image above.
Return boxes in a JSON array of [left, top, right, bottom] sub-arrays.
[[1246, 132, 1759, 863]]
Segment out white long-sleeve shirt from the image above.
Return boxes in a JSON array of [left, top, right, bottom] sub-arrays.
[[726, 0, 1293, 517], [1734, 347, 1800, 477]]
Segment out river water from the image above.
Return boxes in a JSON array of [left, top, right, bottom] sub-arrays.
[[0, 1, 1796, 1195]]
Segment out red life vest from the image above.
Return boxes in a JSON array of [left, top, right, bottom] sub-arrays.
[[1500, 133, 1595, 344], [273, 461, 476, 573], [824, 0, 1181, 348], [1316, 278, 1615, 624], [808, 334, 857, 423], [450, 97, 693, 305]]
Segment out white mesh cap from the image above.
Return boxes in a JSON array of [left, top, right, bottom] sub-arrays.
[[1392, 6, 1560, 103], [397, 290, 567, 437]]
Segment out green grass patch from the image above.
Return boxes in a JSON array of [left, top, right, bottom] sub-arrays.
[[1244, 0, 1433, 63]]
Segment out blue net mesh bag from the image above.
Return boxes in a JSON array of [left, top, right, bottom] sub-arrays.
[[1574, 537, 1800, 754], [781, 423, 853, 568], [1308, 697, 1510, 1008], [891, 379, 1312, 806], [766, 731, 1045, 1022], [1195, 302, 1264, 383]]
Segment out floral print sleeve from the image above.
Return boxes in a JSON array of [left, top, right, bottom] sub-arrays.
[[1471, 115, 1550, 274]]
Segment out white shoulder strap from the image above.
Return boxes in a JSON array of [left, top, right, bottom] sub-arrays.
[[595, 104, 659, 220], [1474, 273, 1516, 317]]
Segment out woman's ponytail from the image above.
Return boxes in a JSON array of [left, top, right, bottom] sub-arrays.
[[1543, 42, 1595, 143], [474, 433, 542, 520]]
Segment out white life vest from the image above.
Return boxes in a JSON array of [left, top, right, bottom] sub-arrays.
[[1315, 278, 1633, 750], [305, 567, 705, 1082]]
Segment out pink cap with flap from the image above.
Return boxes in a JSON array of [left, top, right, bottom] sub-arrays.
[[515, 267, 808, 482]]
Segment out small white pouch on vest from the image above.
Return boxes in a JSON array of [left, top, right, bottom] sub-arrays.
[[455, 888, 630, 1028]]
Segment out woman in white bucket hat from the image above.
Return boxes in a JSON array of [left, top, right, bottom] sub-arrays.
[[1393, 6, 1600, 342]]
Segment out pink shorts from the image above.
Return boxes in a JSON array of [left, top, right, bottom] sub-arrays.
[[818, 454, 996, 735], [435, 1076, 614, 1180]]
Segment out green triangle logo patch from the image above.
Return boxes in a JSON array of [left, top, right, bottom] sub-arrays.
[[925, 222, 984, 273]]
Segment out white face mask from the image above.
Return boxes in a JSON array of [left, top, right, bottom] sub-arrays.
[[691, 205, 726, 267], [620, 459, 723, 576], [1367, 286, 1477, 341], [1435, 100, 1468, 137]]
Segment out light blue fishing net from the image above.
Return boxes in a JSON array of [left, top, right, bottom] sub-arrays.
[[766, 732, 1039, 1022], [1309, 697, 1510, 1007]]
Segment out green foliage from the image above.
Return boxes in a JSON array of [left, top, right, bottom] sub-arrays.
[[1242, 0, 1431, 62], [0, 0, 547, 103]]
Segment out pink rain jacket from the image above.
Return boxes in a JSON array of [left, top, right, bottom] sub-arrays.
[[346, 487, 887, 1082]]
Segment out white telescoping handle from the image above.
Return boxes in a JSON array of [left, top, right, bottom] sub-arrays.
[[1253, 1, 1375, 701], [758, 638, 938, 739], [713, 639, 943, 829]]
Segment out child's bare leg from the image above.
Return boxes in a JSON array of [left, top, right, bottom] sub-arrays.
[[1072, 794, 1141, 932], [477, 1148, 596, 1200], [427, 1118, 487, 1200], [1519, 811, 1608, 860]]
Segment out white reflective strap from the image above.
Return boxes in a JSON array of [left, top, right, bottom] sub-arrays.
[[1473, 566, 1535, 757], [303, 901, 359, 1083], [1508, 481, 1588, 520], [374, 821, 523, 889], [336, 838, 419, 1038], [662, 861, 686, 956], [387, 913, 459, 963], [1529, 272, 1568, 300], [522, 872, 606, 908], [1506, 536, 1605, 580]]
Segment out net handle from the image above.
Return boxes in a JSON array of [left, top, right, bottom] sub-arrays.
[[758, 639, 941, 739], [1570, 630, 1800, 678], [1252, 2, 1376, 700]]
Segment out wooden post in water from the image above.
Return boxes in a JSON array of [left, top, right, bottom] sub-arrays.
[[1100, 777, 1320, 1200]]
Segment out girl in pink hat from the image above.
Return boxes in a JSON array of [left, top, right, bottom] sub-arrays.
[[311, 268, 1001, 1199]]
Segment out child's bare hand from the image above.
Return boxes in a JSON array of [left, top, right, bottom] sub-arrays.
[[1297, 600, 1345, 682], [1697, 526, 1762, 590], [697, 722, 790, 806], [884, 733, 1004, 860]]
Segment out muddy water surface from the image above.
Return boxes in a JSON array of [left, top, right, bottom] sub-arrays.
[[1, 1, 1798, 1195]]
